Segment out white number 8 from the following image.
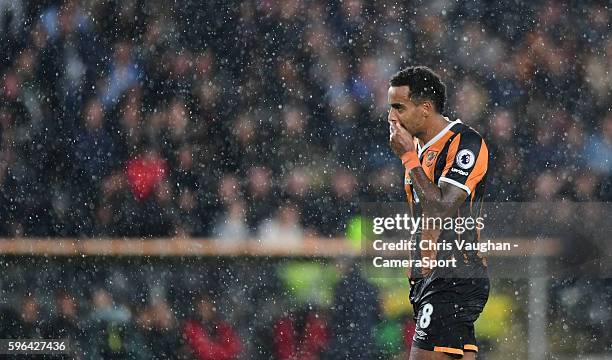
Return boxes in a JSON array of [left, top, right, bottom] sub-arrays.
[[419, 303, 433, 329]]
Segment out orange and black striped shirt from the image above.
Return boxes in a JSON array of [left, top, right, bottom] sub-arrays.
[[404, 118, 489, 279]]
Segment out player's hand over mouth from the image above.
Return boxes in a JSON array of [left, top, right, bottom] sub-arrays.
[[389, 120, 415, 157]]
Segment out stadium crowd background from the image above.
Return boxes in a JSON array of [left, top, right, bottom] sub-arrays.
[[0, 0, 610, 359]]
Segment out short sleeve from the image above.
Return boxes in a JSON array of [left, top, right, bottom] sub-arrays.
[[438, 131, 489, 195]]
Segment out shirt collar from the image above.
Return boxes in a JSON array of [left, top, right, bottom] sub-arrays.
[[417, 118, 462, 158]]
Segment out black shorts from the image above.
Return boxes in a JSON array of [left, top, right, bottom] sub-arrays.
[[410, 277, 490, 358]]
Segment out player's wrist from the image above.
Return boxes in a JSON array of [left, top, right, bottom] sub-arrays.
[[401, 150, 420, 171]]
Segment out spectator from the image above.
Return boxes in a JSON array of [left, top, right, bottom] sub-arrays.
[[245, 166, 275, 230], [45, 290, 85, 358], [214, 200, 249, 244], [101, 42, 140, 109], [403, 319, 416, 355], [326, 262, 381, 359], [176, 187, 204, 237], [86, 287, 141, 359], [585, 114, 612, 176], [73, 98, 114, 191], [272, 305, 329, 360], [125, 146, 168, 203], [0, 299, 21, 339], [136, 297, 184, 360], [16, 294, 45, 338], [257, 203, 304, 246], [319, 170, 358, 236], [182, 295, 242, 360], [281, 169, 321, 235]]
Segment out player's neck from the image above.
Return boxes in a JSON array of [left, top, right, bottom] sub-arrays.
[[418, 114, 451, 146]]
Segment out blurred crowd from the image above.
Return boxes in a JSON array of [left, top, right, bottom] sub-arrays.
[[2, 256, 610, 359], [2, 288, 248, 359], [0, 258, 417, 360], [0, 0, 611, 238]]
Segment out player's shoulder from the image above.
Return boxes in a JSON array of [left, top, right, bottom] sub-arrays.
[[449, 120, 487, 146]]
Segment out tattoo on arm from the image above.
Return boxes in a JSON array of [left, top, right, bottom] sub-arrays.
[[409, 167, 468, 273], [409, 167, 468, 218]]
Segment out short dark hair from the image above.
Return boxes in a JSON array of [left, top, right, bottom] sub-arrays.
[[389, 66, 446, 113]]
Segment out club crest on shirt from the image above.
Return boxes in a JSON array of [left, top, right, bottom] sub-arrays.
[[425, 151, 438, 167]]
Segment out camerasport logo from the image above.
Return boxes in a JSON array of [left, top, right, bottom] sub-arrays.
[[456, 149, 475, 169]]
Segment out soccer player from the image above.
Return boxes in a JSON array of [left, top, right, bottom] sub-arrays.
[[387, 66, 490, 360]]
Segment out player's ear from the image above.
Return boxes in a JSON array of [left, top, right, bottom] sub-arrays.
[[421, 101, 433, 117]]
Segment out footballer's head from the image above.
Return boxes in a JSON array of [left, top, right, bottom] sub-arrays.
[[387, 66, 446, 136]]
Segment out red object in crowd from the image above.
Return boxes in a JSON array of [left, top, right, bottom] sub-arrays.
[[125, 154, 168, 201], [404, 319, 416, 352], [273, 313, 329, 360], [183, 319, 242, 360]]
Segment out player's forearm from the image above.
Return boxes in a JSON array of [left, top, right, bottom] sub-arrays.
[[401, 151, 447, 217], [408, 167, 447, 217], [409, 166, 449, 270]]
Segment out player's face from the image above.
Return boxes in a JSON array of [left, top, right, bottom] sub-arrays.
[[387, 85, 424, 135]]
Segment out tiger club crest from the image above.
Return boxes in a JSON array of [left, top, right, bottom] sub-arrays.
[[425, 151, 438, 167]]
